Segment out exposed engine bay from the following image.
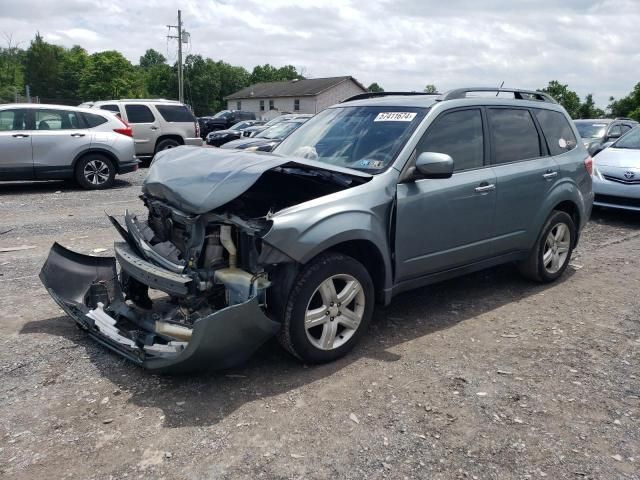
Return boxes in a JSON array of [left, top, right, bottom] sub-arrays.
[[40, 151, 370, 372]]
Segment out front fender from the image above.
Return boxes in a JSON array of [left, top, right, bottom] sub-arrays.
[[263, 207, 393, 289]]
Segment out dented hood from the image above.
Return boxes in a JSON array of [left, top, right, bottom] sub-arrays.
[[143, 146, 371, 215]]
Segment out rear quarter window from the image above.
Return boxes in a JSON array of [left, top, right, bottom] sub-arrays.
[[155, 105, 195, 122], [82, 112, 109, 128], [534, 109, 577, 155]]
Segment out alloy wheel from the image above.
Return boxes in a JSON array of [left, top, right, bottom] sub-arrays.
[[543, 223, 571, 274], [304, 274, 366, 351], [83, 159, 110, 185]]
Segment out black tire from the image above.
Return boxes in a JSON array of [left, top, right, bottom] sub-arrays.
[[278, 252, 375, 364], [518, 210, 575, 283], [74, 154, 115, 190], [155, 138, 181, 153]]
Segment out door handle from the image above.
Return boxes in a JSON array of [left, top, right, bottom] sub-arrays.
[[70, 133, 86, 137], [12, 133, 29, 138], [542, 170, 558, 180], [150, 126, 159, 131], [475, 183, 496, 193]]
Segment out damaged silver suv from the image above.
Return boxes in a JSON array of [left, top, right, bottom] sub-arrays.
[[41, 88, 593, 372]]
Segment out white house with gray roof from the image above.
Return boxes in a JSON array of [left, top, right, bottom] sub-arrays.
[[224, 76, 366, 120]]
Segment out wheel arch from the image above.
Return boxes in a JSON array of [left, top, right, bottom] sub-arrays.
[[72, 148, 120, 172], [155, 134, 185, 151]]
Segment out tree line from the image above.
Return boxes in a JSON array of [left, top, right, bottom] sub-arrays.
[[2, 34, 640, 121], [0, 34, 303, 116], [366, 80, 640, 121]]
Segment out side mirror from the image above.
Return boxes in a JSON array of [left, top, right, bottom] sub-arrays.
[[415, 152, 454, 179]]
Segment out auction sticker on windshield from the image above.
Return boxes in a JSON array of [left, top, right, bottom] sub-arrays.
[[374, 112, 417, 122]]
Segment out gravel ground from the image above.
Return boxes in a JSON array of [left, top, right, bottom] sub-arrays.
[[0, 171, 639, 479]]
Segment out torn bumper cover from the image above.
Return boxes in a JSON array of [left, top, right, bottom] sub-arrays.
[[39, 242, 280, 373]]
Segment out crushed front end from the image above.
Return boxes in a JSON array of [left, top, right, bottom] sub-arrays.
[[40, 201, 280, 373]]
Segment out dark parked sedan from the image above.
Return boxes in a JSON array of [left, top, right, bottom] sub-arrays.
[[221, 119, 308, 152], [205, 120, 265, 147]]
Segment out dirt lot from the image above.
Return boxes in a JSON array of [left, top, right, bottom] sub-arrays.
[[1, 171, 639, 480]]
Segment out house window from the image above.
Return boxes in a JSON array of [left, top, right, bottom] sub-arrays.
[[269, 99, 275, 110], [260, 100, 265, 111], [236, 101, 241, 110], [294, 99, 300, 111]]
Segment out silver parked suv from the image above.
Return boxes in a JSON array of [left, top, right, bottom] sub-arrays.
[[82, 99, 202, 162], [41, 87, 593, 372], [0, 103, 137, 189]]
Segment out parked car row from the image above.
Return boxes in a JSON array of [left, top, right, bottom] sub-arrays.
[[205, 120, 265, 147], [221, 118, 309, 152]]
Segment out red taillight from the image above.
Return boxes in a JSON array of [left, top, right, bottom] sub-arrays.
[[114, 116, 133, 137], [584, 156, 593, 176]]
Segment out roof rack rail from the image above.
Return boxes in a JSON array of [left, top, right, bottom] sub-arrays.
[[342, 91, 440, 103], [614, 117, 635, 121], [438, 87, 557, 104]]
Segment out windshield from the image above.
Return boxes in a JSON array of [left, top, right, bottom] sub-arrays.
[[575, 121, 607, 139], [274, 106, 427, 173], [213, 110, 231, 119], [256, 121, 302, 139], [263, 116, 289, 127], [613, 127, 640, 149], [230, 121, 249, 130]]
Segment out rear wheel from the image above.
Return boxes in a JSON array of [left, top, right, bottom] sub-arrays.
[[278, 252, 374, 364], [75, 154, 115, 190], [155, 138, 180, 153], [518, 210, 575, 282]]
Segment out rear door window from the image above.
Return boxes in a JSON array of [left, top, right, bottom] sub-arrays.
[[416, 108, 484, 172], [155, 105, 195, 122], [533, 109, 577, 155], [34, 109, 81, 130], [125, 104, 155, 123], [488, 108, 541, 164]]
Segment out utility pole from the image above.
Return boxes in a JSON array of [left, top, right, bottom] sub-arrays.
[[167, 10, 187, 103]]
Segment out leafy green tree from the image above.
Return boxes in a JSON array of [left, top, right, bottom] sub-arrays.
[[539, 81, 581, 118], [367, 82, 384, 93], [58, 45, 89, 102], [183, 54, 222, 115], [24, 33, 65, 99], [217, 61, 250, 110], [0, 36, 25, 102], [423, 84, 438, 93], [577, 93, 604, 119], [249, 64, 302, 84], [139, 49, 166, 69], [79, 50, 144, 100], [608, 82, 640, 121]]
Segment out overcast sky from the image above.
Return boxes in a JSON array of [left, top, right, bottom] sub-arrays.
[[1, 0, 639, 107]]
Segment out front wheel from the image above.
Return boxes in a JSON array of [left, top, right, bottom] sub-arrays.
[[278, 253, 374, 364], [518, 210, 575, 282]]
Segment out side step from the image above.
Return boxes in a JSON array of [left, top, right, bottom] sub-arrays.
[[114, 242, 192, 296]]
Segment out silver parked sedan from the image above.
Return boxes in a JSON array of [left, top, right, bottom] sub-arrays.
[[593, 126, 640, 211], [0, 103, 138, 189]]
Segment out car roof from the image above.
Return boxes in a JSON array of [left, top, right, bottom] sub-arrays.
[[338, 87, 569, 112], [574, 119, 613, 124], [0, 103, 119, 116]]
